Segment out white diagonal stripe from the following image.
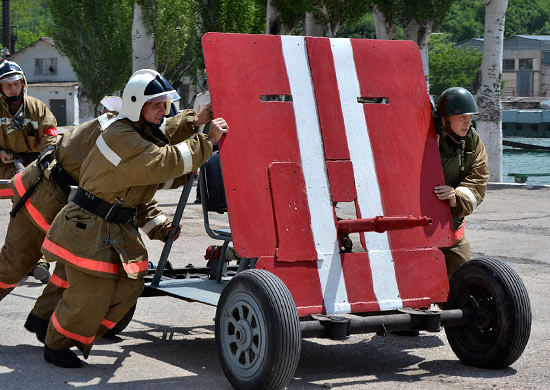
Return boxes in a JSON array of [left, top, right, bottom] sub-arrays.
[[96, 133, 121, 166], [456, 186, 477, 209], [176, 142, 193, 174], [330, 37, 402, 311], [160, 179, 174, 189], [141, 214, 167, 234], [282, 35, 350, 314]]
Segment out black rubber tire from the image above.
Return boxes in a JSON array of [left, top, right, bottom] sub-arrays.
[[215, 269, 301, 390], [445, 257, 531, 368], [104, 304, 137, 338]]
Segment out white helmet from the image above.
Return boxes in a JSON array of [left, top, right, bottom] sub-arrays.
[[0, 60, 27, 88], [121, 69, 180, 122]]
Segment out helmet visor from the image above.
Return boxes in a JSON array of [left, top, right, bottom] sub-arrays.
[[0, 74, 23, 84], [145, 91, 180, 115]]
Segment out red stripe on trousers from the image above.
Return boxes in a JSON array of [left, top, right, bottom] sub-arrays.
[[100, 318, 116, 329], [0, 280, 18, 289], [42, 237, 119, 275], [49, 273, 70, 289], [51, 312, 95, 345]]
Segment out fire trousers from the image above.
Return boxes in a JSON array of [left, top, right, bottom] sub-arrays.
[[0, 208, 46, 300], [439, 234, 471, 280], [45, 263, 143, 358]]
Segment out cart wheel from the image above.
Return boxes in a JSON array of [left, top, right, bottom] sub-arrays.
[[445, 257, 531, 368], [104, 304, 137, 338], [215, 269, 301, 390]]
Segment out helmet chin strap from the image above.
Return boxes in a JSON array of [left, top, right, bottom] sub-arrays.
[[3, 90, 23, 103]]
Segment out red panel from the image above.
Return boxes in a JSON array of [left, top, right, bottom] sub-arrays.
[[256, 256, 325, 316], [268, 162, 317, 262], [349, 39, 454, 249], [203, 33, 302, 257], [326, 160, 357, 202], [306, 37, 350, 161], [340, 252, 380, 312], [393, 248, 449, 305]]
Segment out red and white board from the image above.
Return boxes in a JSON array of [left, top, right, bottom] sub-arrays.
[[203, 33, 454, 316]]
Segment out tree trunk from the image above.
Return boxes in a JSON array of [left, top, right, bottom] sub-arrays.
[[403, 19, 432, 89], [265, 0, 287, 35], [476, 0, 508, 182], [305, 12, 326, 36], [371, 5, 397, 40], [132, 2, 156, 72]]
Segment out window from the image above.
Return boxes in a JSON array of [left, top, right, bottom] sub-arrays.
[[543, 51, 550, 66], [518, 58, 533, 70], [34, 58, 57, 75], [503, 59, 515, 71]]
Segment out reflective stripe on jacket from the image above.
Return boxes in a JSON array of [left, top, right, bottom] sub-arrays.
[[42, 113, 212, 279]]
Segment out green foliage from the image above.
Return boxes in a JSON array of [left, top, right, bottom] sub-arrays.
[[0, 0, 53, 51], [336, 13, 376, 39], [196, 0, 265, 34], [46, 0, 133, 106], [439, 0, 484, 42], [368, 0, 456, 34], [505, 0, 550, 37], [428, 34, 482, 97], [440, 0, 550, 41], [272, 0, 369, 34]]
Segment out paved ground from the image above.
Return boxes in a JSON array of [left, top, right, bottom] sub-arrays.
[[1, 183, 549, 389]]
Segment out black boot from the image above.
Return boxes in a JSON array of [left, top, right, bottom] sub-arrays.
[[32, 263, 50, 284], [24, 312, 49, 343], [44, 345, 83, 368]]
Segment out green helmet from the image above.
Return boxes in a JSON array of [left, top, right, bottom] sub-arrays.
[[436, 87, 478, 117]]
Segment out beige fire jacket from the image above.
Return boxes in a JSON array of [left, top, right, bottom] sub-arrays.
[[0, 95, 58, 178], [13, 110, 200, 240], [42, 113, 213, 279]]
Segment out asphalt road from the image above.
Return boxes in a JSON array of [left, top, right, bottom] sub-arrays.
[[1, 183, 549, 390]]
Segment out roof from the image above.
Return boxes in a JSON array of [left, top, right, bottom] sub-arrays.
[[515, 35, 550, 41], [13, 37, 56, 55]]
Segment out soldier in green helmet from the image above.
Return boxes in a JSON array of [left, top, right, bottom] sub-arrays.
[[433, 87, 490, 279]]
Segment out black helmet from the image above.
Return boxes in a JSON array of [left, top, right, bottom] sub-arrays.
[[0, 60, 27, 88], [437, 87, 478, 117]]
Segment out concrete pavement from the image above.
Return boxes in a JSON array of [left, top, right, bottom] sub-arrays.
[[1, 183, 549, 389]]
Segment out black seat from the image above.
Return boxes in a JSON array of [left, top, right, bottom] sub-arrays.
[[199, 151, 233, 282]]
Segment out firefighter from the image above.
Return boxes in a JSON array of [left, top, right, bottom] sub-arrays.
[[434, 87, 489, 279], [40, 70, 228, 368], [0, 69, 213, 322], [0, 60, 59, 283]]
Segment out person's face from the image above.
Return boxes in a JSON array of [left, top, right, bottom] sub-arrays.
[[141, 100, 166, 124], [446, 114, 473, 137], [0, 79, 23, 97]]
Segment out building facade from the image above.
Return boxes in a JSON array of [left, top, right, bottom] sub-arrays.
[[457, 35, 550, 97], [9, 37, 95, 126]]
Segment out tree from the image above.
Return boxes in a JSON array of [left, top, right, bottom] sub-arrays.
[[269, 0, 369, 37], [47, 0, 133, 107], [135, 0, 199, 88], [476, 0, 508, 182], [368, 0, 457, 85], [440, 0, 550, 41], [7, 0, 53, 51], [429, 34, 482, 97]]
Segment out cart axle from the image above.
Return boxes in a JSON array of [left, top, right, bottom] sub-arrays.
[[300, 309, 472, 340]]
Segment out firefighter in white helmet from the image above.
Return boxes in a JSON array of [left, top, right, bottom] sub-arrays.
[[0, 60, 59, 283], [38, 70, 227, 367], [0, 70, 212, 309]]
